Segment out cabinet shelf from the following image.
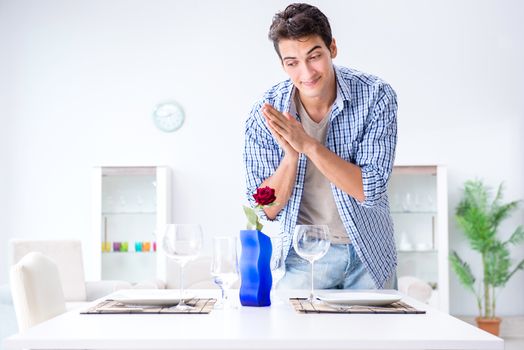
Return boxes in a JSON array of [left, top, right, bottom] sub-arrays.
[[391, 211, 437, 215], [102, 251, 156, 254], [102, 211, 156, 215], [397, 249, 438, 253]]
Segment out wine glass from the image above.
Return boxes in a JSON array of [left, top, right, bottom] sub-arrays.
[[270, 235, 286, 287], [293, 225, 330, 303], [211, 236, 239, 309], [402, 192, 412, 212], [163, 224, 203, 311], [269, 235, 286, 303]]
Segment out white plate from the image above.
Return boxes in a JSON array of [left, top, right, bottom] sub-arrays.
[[316, 292, 401, 306], [112, 292, 192, 306]]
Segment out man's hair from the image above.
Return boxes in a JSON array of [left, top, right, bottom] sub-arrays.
[[268, 3, 332, 58]]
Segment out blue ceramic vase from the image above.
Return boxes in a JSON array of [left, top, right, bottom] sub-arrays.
[[239, 230, 272, 306]]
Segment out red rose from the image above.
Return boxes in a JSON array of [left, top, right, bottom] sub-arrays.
[[253, 186, 276, 206]]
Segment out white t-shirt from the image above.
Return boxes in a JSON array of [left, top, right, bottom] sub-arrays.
[[295, 95, 350, 244]]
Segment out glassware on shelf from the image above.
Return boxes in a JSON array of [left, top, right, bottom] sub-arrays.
[[163, 224, 203, 311], [136, 195, 144, 212], [113, 242, 121, 252], [293, 225, 331, 303], [415, 242, 431, 251], [211, 236, 239, 309], [402, 192, 413, 212], [103, 195, 114, 212], [413, 193, 422, 211], [391, 193, 402, 212], [152, 231, 157, 251], [119, 195, 127, 211], [397, 231, 413, 251], [101, 216, 111, 252], [425, 194, 435, 212], [101, 242, 111, 252]]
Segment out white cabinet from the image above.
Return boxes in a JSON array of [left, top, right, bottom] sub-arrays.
[[91, 166, 171, 283], [388, 165, 449, 312]]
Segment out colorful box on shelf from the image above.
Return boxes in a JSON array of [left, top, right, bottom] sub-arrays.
[[101, 241, 111, 252], [134, 241, 155, 252], [109, 241, 128, 252]]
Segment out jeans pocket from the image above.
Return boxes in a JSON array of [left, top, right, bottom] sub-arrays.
[[285, 249, 308, 269]]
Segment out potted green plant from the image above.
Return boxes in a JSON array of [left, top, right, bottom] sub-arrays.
[[450, 180, 524, 336]]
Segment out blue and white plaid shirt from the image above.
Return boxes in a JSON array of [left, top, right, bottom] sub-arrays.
[[243, 65, 398, 288]]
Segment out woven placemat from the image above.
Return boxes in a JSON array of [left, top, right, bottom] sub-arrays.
[[81, 298, 216, 314], [290, 298, 425, 314]]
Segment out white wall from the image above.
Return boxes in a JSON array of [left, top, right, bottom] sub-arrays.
[[1, 0, 523, 316], [0, 0, 14, 289]]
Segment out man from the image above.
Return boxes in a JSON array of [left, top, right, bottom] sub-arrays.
[[243, 3, 398, 289]]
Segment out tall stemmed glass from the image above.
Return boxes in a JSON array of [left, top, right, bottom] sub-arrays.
[[293, 225, 330, 303], [270, 235, 286, 287], [269, 235, 286, 303], [211, 236, 239, 309], [163, 224, 203, 311]]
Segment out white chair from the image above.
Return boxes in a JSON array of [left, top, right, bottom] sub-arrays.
[[166, 256, 217, 289], [398, 275, 433, 304], [10, 252, 66, 332], [166, 256, 241, 289], [9, 239, 133, 304]]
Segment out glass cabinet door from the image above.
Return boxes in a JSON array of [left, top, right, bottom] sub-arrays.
[[91, 166, 171, 283], [388, 165, 449, 312]]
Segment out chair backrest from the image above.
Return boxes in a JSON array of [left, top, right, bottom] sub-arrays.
[[166, 256, 217, 289], [398, 275, 433, 303], [10, 252, 67, 332], [9, 240, 87, 301]]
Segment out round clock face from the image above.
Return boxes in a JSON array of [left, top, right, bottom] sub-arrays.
[[152, 101, 185, 132]]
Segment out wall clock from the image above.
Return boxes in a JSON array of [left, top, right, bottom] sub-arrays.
[[152, 101, 185, 132]]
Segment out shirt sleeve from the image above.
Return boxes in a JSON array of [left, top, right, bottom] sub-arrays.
[[243, 101, 284, 221], [356, 83, 398, 208]]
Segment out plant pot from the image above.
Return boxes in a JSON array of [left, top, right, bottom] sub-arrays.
[[475, 317, 501, 336]]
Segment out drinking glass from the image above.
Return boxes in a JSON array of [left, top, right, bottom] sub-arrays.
[[211, 236, 239, 309], [270, 235, 286, 288], [163, 224, 203, 311], [269, 235, 286, 304], [293, 225, 330, 303], [402, 192, 412, 212]]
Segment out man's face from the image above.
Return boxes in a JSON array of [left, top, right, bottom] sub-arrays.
[[278, 35, 337, 100]]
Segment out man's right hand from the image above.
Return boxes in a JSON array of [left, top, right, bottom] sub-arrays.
[[261, 103, 299, 159], [256, 103, 301, 220]]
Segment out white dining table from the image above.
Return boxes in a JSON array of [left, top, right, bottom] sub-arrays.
[[3, 289, 503, 350]]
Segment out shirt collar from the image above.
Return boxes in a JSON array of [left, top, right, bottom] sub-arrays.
[[285, 85, 299, 119], [333, 65, 351, 113]]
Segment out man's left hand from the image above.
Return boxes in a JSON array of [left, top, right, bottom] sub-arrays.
[[262, 103, 316, 154]]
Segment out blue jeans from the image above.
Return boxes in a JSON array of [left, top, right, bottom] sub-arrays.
[[278, 244, 397, 290]]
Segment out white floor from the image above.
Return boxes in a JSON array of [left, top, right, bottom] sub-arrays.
[[505, 338, 524, 350], [458, 316, 524, 350]]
